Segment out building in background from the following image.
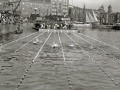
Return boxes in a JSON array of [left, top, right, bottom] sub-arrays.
[[19, 0, 51, 17], [100, 5, 120, 25], [68, 5, 99, 23], [98, 5, 105, 13], [21, 0, 51, 17], [20, 0, 69, 17], [0, 0, 51, 17], [0, 0, 69, 18], [51, 0, 69, 16]]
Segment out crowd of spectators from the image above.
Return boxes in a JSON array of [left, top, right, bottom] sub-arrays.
[[34, 20, 73, 30]]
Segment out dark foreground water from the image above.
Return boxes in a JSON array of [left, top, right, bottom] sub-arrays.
[[0, 26, 120, 90]]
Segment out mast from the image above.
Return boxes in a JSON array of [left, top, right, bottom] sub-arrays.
[[83, 4, 86, 23]]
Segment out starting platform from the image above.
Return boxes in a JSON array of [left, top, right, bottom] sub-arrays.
[[38, 29, 77, 33]]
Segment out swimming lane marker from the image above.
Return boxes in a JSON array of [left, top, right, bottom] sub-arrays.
[[48, 29, 49, 33]]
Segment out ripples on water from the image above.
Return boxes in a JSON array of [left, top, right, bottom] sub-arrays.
[[0, 27, 120, 90]]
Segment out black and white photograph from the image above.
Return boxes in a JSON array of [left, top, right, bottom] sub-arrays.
[[0, 0, 120, 90]]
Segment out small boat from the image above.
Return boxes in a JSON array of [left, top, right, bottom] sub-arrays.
[[73, 21, 92, 28], [112, 23, 120, 30], [72, 12, 93, 29], [32, 20, 42, 31]]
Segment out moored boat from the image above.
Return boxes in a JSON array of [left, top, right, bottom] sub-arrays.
[[72, 12, 93, 29], [73, 21, 92, 29], [91, 9, 100, 28], [112, 23, 120, 30]]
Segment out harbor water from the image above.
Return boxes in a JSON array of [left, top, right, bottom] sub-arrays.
[[0, 24, 120, 90]]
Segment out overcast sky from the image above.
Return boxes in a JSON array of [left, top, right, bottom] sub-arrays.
[[69, 0, 120, 12]]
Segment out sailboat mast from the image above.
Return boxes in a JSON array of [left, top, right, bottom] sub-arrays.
[[83, 4, 86, 23]]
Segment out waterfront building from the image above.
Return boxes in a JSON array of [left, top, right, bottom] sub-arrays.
[[100, 5, 120, 25], [98, 5, 105, 13], [0, 0, 69, 18], [0, 0, 51, 17], [68, 6, 85, 22], [51, 0, 69, 16], [68, 5, 99, 22], [20, 0, 51, 17]]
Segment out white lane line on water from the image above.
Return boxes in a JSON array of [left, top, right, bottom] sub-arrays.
[[11, 32, 44, 56], [78, 32, 119, 50], [15, 32, 52, 90], [0, 32, 44, 73], [1, 32, 38, 48], [58, 32, 72, 89], [73, 33, 120, 64], [65, 32, 119, 87]]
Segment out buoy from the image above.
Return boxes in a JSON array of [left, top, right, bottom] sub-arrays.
[[108, 75, 110, 77], [68, 44, 74, 48], [48, 29, 49, 33], [115, 82, 118, 86], [111, 79, 114, 81], [90, 46, 94, 49]]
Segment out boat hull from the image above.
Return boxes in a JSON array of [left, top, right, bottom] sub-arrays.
[[112, 26, 120, 30], [73, 23, 92, 29], [92, 22, 100, 29]]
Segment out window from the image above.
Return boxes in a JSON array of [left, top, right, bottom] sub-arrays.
[[52, 9, 57, 12], [53, 5, 55, 7]]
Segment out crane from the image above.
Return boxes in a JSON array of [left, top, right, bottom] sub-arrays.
[[7, 0, 21, 16], [7, 0, 23, 33], [6, 0, 22, 24]]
